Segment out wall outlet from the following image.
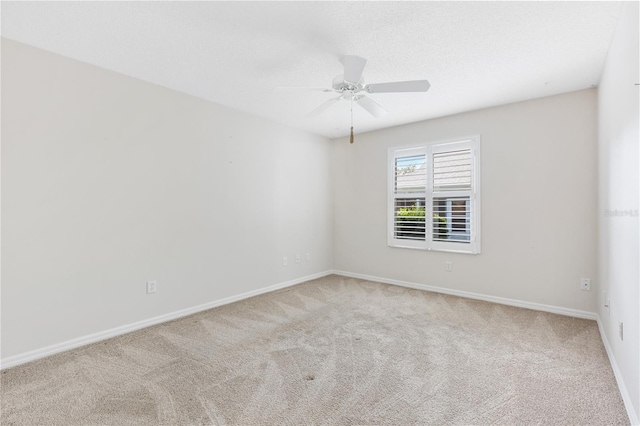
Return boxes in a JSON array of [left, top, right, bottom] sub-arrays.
[[580, 278, 591, 291], [445, 261, 452, 272], [146, 280, 157, 294], [283, 256, 288, 266], [295, 254, 300, 263], [619, 322, 624, 341]]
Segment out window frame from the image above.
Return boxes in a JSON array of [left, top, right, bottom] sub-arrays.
[[387, 135, 481, 254]]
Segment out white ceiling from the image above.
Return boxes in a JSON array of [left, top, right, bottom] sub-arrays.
[[1, 1, 622, 139]]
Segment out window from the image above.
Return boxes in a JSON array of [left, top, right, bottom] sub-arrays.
[[388, 136, 480, 254]]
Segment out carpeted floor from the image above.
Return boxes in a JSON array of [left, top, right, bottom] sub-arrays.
[[1, 275, 630, 425]]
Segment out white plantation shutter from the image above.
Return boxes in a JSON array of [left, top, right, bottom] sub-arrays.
[[395, 154, 427, 195], [433, 149, 472, 192], [430, 140, 478, 252], [390, 147, 427, 249], [389, 136, 480, 253]]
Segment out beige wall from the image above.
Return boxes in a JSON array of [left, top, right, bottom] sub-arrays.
[[597, 1, 640, 421], [1, 39, 333, 361], [333, 89, 598, 313]]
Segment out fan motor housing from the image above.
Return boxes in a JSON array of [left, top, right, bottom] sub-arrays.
[[332, 74, 364, 93]]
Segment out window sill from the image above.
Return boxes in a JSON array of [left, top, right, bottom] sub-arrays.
[[388, 243, 480, 255]]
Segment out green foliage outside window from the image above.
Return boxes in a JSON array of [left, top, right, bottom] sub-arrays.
[[396, 205, 448, 239]]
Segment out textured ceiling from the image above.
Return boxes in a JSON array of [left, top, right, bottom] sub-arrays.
[[1, 1, 622, 139]]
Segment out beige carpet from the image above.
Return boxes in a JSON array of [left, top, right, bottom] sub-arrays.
[[1, 275, 629, 425]]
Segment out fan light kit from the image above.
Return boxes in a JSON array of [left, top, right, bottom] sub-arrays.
[[283, 55, 431, 144]]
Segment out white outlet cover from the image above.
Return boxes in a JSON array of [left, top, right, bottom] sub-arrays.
[[146, 280, 157, 294], [619, 322, 624, 340]]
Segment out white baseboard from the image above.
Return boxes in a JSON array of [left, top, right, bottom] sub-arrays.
[[596, 316, 640, 425], [0, 270, 333, 370], [332, 270, 598, 320]]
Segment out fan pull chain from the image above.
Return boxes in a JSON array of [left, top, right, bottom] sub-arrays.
[[349, 93, 354, 144]]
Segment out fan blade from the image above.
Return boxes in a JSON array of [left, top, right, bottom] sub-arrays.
[[307, 96, 342, 117], [341, 55, 367, 84], [366, 80, 431, 93], [356, 96, 388, 117]]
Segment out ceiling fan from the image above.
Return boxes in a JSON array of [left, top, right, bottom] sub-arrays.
[[285, 55, 431, 143]]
